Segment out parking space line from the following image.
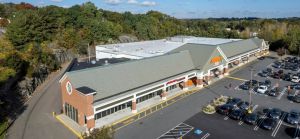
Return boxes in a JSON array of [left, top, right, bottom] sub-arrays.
[[252, 105, 259, 111], [277, 87, 287, 100], [238, 121, 243, 125], [294, 125, 300, 139], [295, 90, 300, 96], [267, 63, 273, 68], [224, 116, 229, 120], [271, 85, 277, 90], [157, 123, 194, 139], [235, 82, 245, 91], [201, 133, 210, 139], [250, 89, 256, 95], [271, 113, 286, 137], [254, 112, 269, 131]]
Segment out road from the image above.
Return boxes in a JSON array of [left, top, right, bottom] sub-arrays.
[[6, 63, 76, 139]]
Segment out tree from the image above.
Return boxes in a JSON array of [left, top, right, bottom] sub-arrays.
[[6, 10, 37, 48], [83, 127, 114, 139], [57, 27, 80, 49], [0, 67, 16, 84], [284, 26, 300, 54]]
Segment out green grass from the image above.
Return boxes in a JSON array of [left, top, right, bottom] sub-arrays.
[[0, 120, 8, 139]]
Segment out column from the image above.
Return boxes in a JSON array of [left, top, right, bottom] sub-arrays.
[[196, 77, 203, 88], [161, 89, 167, 100], [131, 99, 137, 113], [239, 57, 244, 65], [205, 75, 211, 84], [183, 78, 189, 91], [223, 65, 229, 76], [87, 115, 95, 130], [218, 67, 224, 78]]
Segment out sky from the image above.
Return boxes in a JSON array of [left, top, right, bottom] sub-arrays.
[[1, 0, 300, 18]]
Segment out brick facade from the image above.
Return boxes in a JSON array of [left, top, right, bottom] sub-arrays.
[[61, 77, 95, 129]]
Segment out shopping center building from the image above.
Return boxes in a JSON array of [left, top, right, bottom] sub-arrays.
[[59, 36, 269, 130]]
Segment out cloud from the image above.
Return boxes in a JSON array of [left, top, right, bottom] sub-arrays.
[[140, 1, 156, 6], [127, 0, 138, 4], [104, 0, 123, 5], [51, 0, 63, 2]]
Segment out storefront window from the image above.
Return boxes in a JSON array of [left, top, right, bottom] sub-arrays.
[[64, 103, 78, 123]]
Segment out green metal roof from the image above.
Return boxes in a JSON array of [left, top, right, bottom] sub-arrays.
[[66, 50, 195, 102], [218, 39, 261, 58]]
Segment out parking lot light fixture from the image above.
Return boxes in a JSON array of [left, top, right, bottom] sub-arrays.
[[249, 66, 256, 107]]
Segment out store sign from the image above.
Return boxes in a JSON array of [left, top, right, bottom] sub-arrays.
[[210, 56, 222, 64], [66, 81, 72, 95], [166, 77, 186, 85]]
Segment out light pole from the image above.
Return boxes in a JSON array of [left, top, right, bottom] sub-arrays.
[[248, 66, 256, 113]]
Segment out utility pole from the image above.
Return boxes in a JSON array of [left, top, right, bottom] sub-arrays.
[[88, 43, 90, 63]]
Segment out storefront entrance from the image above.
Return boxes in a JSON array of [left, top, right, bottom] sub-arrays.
[[64, 102, 78, 123], [210, 68, 222, 79]]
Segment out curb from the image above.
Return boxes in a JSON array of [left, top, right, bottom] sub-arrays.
[[54, 114, 83, 139]]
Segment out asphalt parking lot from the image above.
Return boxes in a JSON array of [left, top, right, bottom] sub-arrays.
[[115, 55, 300, 139]]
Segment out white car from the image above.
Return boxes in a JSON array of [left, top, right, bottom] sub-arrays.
[[292, 76, 300, 83], [257, 85, 268, 94]]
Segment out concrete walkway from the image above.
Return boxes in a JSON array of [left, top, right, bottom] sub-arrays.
[[55, 114, 86, 138]]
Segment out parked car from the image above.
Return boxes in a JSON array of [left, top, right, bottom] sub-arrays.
[[229, 109, 245, 120], [259, 71, 268, 77], [291, 76, 300, 83], [268, 108, 283, 119], [283, 74, 292, 81], [289, 84, 300, 90], [244, 113, 258, 125], [272, 73, 281, 79], [263, 80, 272, 88], [261, 118, 278, 130], [293, 94, 300, 103], [267, 87, 281, 97], [284, 65, 291, 70], [240, 80, 258, 90], [266, 68, 273, 73], [227, 98, 242, 106], [273, 64, 283, 69], [237, 101, 250, 110], [290, 66, 299, 71], [257, 85, 268, 94], [278, 69, 284, 75], [285, 110, 300, 125], [217, 104, 235, 115]]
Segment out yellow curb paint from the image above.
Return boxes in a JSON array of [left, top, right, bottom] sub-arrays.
[[226, 76, 248, 81], [55, 115, 83, 139]]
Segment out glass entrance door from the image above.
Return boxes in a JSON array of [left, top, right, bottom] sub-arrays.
[[64, 103, 78, 123]]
